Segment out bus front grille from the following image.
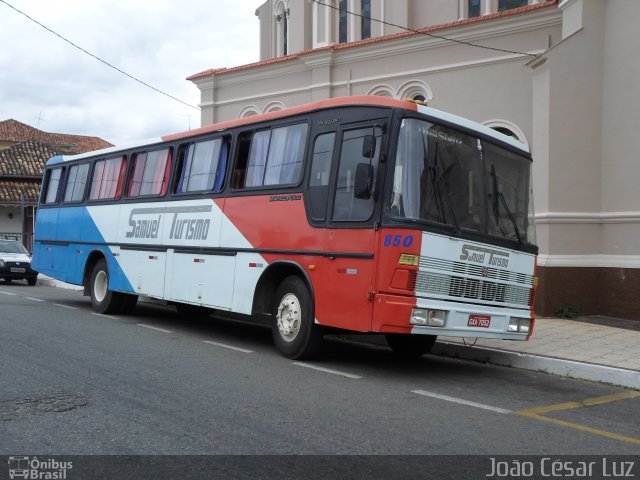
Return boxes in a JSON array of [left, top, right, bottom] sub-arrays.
[[415, 257, 533, 309]]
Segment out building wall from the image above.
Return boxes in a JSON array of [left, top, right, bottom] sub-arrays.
[[532, 0, 640, 319], [191, 0, 640, 320]]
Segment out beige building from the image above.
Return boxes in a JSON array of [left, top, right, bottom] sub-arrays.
[[188, 0, 640, 320]]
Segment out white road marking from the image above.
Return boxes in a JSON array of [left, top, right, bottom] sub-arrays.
[[53, 303, 78, 310], [292, 362, 362, 379], [0, 291, 16, 296], [411, 389, 512, 414], [92, 313, 118, 320], [136, 323, 172, 334], [203, 340, 253, 353], [23, 296, 44, 302]]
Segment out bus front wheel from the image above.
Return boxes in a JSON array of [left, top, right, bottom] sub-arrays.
[[385, 333, 437, 357], [272, 276, 323, 359], [89, 258, 125, 314]]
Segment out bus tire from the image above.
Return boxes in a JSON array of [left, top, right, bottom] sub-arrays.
[[89, 258, 123, 314], [272, 276, 323, 360], [385, 333, 436, 357]]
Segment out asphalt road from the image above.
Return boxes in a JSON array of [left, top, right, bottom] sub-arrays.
[[1, 282, 638, 462]]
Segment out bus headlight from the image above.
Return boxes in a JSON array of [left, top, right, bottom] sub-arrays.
[[508, 317, 530, 333], [411, 308, 447, 327]]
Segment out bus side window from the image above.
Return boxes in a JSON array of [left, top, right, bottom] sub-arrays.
[[233, 124, 308, 189], [233, 132, 252, 189], [127, 148, 172, 197], [308, 132, 335, 222], [175, 136, 230, 194], [42, 167, 64, 204], [63, 163, 90, 203], [89, 156, 126, 200]]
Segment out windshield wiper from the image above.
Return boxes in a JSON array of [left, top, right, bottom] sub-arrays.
[[422, 134, 460, 232], [490, 165, 523, 247]]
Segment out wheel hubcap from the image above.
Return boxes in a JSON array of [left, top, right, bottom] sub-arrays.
[[93, 270, 108, 303], [276, 293, 301, 342]]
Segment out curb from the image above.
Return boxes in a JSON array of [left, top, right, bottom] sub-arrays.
[[432, 342, 640, 390]]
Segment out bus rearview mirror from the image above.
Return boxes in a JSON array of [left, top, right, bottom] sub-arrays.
[[362, 135, 376, 159]]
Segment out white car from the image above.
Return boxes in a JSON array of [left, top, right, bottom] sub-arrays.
[[0, 239, 38, 286]]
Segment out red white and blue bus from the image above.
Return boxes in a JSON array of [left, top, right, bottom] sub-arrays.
[[33, 96, 538, 359]]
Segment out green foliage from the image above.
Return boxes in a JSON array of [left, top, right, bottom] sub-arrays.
[[555, 304, 579, 319]]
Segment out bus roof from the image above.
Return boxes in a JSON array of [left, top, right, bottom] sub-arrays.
[[46, 95, 527, 165]]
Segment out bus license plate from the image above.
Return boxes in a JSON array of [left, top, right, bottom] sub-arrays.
[[10, 267, 25, 273], [468, 315, 491, 328]]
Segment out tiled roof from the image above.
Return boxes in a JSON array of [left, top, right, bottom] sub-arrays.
[[0, 180, 41, 205], [0, 140, 61, 178], [0, 120, 112, 206], [0, 119, 112, 153], [187, 0, 558, 81]]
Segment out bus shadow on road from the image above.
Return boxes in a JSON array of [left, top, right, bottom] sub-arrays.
[[121, 300, 494, 380]]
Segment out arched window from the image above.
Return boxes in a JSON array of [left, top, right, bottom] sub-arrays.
[[367, 85, 395, 98], [238, 105, 260, 119], [484, 120, 529, 148], [398, 80, 433, 103], [275, 1, 289, 57], [263, 101, 287, 113]]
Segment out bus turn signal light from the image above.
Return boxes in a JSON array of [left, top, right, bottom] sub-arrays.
[[398, 254, 419, 266]]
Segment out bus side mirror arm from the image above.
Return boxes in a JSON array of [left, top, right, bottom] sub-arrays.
[[354, 163, 374, 199]]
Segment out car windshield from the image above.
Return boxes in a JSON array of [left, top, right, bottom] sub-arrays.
[[0, 240, 28, 254], [388, 118, 536, 245]]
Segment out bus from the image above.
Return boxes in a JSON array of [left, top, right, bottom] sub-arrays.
[[32, 96, 538, 359]]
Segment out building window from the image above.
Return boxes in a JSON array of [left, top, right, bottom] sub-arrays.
[[499, 0, 528, 11], [275, 2, 289, 57], [361, 0, 371, 40], [468, 0, 481, 17], [339, 0, 348, 43]]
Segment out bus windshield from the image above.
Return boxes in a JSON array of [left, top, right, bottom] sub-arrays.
[[388, 118, 536, 245]]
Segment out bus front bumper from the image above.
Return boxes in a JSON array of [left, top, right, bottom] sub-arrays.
[[373, 294, 533, 341]]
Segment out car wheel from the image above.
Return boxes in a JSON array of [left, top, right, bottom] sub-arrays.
[[271, 276, 323, 359], [27, 277, 37, 286], [385, 333, 437, 357]]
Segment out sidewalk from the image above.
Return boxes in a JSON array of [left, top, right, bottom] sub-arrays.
[[434, 317, 640, 389], [37, 275, 639, 388]]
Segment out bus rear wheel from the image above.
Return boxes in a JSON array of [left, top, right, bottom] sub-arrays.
[[89, 258, 126, 314], [385, 333, 437, 357], [272, 276, 323, 360]]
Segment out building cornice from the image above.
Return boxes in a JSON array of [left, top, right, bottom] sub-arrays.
[[187, 0, 559, 82], [537, 255, 640, 269], [535, 212, 640, 225]]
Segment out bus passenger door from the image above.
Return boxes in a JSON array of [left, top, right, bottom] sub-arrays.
[[318, 124, 384, 332]]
